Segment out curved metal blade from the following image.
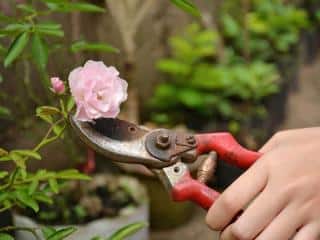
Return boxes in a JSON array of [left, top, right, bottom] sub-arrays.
[[69, 116, 172, 169], [90, 118, 147, 141]]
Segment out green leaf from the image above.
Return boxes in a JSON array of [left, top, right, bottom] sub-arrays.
[[4, 32, 30, 67], [57, 169, 91, 180], [48, 178, 59, 193], [47, 227, 77, 240], [108, 222, 147, 240], [36, 23, 62, 30], [36, 28, 64, 37], [31, 33, 48, 70], [74, 205, 87, 219], [17, 4, 36, 13], [66, 97, 75, 112], [170, 0, 200, 17], [9, 152, 26, 168], [0, 192, 9, 203], [0, 148, 8, 157], [221, 14, 240, 37], [19, 168, 27, 179], [37, 135, 60, 149], [44, 1, 105, 13], [0, 23, 31, 35], [37, 106, 61, 115], [0, 106, 11, 117], [53, 124, 65, 137], [16, 190, 39, 212], [0, 171, 8, 179], [0, 156, 11, 161], [156, 59, 190, 75], [71, 40, 119, 53], [316, 11, 320, 21], [28, 180, 39, 195], [36, 106, 61, 122], [91, 237, 104, 240], [34, 193, 53, 205], [11, 150, 42, 160], [0, 233, 14, 240], [42, 226, 56, 239], [178, 89, 205, 108], [35, 23, 64, 37]]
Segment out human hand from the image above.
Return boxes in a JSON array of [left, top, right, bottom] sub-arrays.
[[206, 128, 320, 240]]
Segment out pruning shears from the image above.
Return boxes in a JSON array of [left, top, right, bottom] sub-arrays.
[[70, 117, 262, 210]]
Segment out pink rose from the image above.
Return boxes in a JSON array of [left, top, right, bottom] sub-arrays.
[[68, 60, 128, 122], [50, 77, 65, 94]]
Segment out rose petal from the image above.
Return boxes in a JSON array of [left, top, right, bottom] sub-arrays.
[[69, 60, 128, 122]]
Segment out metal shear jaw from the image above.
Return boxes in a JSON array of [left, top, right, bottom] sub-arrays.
[[71, 115, 263, 210], [70, 116, 178, 169]]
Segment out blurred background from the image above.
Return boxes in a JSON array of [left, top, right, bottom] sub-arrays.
[[0, 0, 320, 239]]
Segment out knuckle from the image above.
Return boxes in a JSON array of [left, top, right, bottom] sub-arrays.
[[281, 180, 303, 199], [219, 193, 238, 214], [231, 224, 252, 240]]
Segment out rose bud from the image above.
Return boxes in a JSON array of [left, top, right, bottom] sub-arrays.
[[50, 77, 66, 95]]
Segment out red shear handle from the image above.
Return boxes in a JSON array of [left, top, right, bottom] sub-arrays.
[[171, 172, 220, 210], [195, 133, 262, 169]]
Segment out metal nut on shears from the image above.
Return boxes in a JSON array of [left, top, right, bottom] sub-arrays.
[[186, 135, 196, 145], [156, 134, 171, 149]]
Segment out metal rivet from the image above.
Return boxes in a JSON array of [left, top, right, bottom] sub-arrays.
[[156, 134, 171, 149], [173, 166, 180, 173]]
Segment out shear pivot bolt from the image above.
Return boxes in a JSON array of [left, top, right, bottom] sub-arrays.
[[186, 136, 196, 145], [156, 134, 170, 149]]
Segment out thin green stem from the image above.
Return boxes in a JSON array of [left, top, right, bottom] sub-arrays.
[[0, 118, 65, 192], [7, 168, 19, 190], [33, 118, 65, 152], [0, 168, 19, 192]]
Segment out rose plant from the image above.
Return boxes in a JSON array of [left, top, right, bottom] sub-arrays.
[[0, 1, 201, 238], [0, 0, 118, 119], [0, 60, 147, 240]]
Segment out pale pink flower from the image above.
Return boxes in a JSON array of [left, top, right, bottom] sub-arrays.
[[68, 60, 128, 122], [50, 77, 65, 94]]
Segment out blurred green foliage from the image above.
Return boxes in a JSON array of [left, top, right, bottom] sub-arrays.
[[221, 0, 309, 61], [149, 0, 309, 129], [149, 24, 279, 127], [0, 222, 146, 240], [0, 97, 90, 214]]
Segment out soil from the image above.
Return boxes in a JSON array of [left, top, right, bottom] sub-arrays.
[[150, 57, 320, 240], [21, 175, 145, 225]]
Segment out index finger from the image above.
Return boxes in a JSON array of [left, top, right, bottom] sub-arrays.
[[206, 159, 268, 230]]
